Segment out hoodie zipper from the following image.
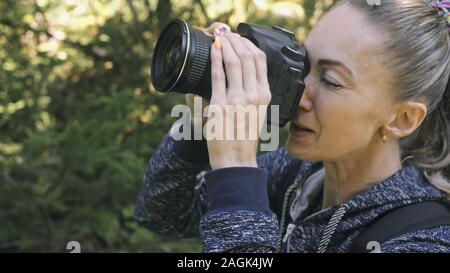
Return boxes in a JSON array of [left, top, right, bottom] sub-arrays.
[[276, 164, 324, 252], [276, 177, 302, 252], [282, 223, 296, 252], [276, 180, 347, 253]]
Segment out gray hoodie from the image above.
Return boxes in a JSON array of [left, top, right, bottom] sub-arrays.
[[134, 131, 450, 253]]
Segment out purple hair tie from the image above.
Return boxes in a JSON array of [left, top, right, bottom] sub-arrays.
[[426, 0, 450, 31]]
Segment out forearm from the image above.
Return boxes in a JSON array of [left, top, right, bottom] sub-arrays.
[[134, 125, 211, 238]]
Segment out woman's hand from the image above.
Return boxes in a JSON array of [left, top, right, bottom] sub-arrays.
[[206, 31, 271, 169]]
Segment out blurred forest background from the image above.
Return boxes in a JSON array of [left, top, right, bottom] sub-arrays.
[[1, 0, 339, 252]]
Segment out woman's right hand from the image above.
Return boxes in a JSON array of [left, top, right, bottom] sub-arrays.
[[185, 22, 231, 129]]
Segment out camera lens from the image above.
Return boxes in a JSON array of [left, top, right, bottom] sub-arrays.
[[163, 37, 182, 76], [151, 19, 214, 99]]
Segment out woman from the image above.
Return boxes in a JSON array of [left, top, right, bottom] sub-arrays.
[[135, 0, 450, 253]]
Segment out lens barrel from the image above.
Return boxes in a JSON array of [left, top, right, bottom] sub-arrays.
[[151, 19, 214, 99]]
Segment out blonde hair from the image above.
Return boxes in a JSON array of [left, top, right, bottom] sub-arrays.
[[342, 0, 450, 193]]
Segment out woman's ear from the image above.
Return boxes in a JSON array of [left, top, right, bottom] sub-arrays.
[[384, 101, 427, 139]]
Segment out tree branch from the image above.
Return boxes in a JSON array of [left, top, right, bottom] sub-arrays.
[[194, 0, 211, 25]]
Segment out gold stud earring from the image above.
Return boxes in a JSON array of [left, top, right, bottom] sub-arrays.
[[382, 134, 388, 143]]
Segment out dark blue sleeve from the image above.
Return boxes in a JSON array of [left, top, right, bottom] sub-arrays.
[[199, 148, 298, 253], [200, 167, 279, 252], [134, 130, 211, 238]]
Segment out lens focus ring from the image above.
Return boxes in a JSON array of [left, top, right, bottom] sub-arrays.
[[181, 29, 211, 91]]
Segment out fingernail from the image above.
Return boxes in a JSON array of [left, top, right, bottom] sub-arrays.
[[214, 37, 221, 49], [214, 26, 229, 36], [219, 26, 229, 33]]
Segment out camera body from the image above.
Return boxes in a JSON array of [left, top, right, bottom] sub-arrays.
[[236, 23, 310, 126], [151, 19, 310, 127]]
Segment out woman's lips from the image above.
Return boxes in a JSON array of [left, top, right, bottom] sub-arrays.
[[290, 122, 315, 138]]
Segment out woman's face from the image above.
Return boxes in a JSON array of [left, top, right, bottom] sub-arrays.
[[286, 4, 394, 161]]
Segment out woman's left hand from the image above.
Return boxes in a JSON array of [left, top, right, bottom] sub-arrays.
[[206, 31, 271, 169]]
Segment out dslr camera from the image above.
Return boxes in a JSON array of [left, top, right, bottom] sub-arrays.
[[151, 19, 310, 127]]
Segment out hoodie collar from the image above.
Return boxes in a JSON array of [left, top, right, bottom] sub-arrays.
[[345, 163, 448, 213], [301, 161, 448, 214]]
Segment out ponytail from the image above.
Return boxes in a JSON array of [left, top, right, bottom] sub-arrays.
[[401, 80, 450, 194]]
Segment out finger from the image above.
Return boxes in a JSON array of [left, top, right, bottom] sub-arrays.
[[225, 33, 258, 103], [241, 38, 269, 87], [204, 22, 230, 36], [218, 34, 244, 94], [210, 37, 227, 107], [241, 38, 271, 103]]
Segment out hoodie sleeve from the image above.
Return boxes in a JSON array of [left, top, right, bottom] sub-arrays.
[[199, 167, 278, 252], [133, 121, 212, 238], [134, 121, 294, 240], [381, 226, 450, 253], [199, 150, 297, 253]]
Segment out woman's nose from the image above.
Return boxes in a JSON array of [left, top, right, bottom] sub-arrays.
[[298, 74, 314, 112]]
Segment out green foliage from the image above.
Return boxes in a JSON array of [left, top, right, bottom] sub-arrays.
[[0, 0, 334, 252]]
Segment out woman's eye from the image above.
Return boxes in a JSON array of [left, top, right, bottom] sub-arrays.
[[319, 73, 342, 89]]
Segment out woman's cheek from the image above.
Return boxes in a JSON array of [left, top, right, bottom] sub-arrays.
[[314, 98, 357, 153]]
